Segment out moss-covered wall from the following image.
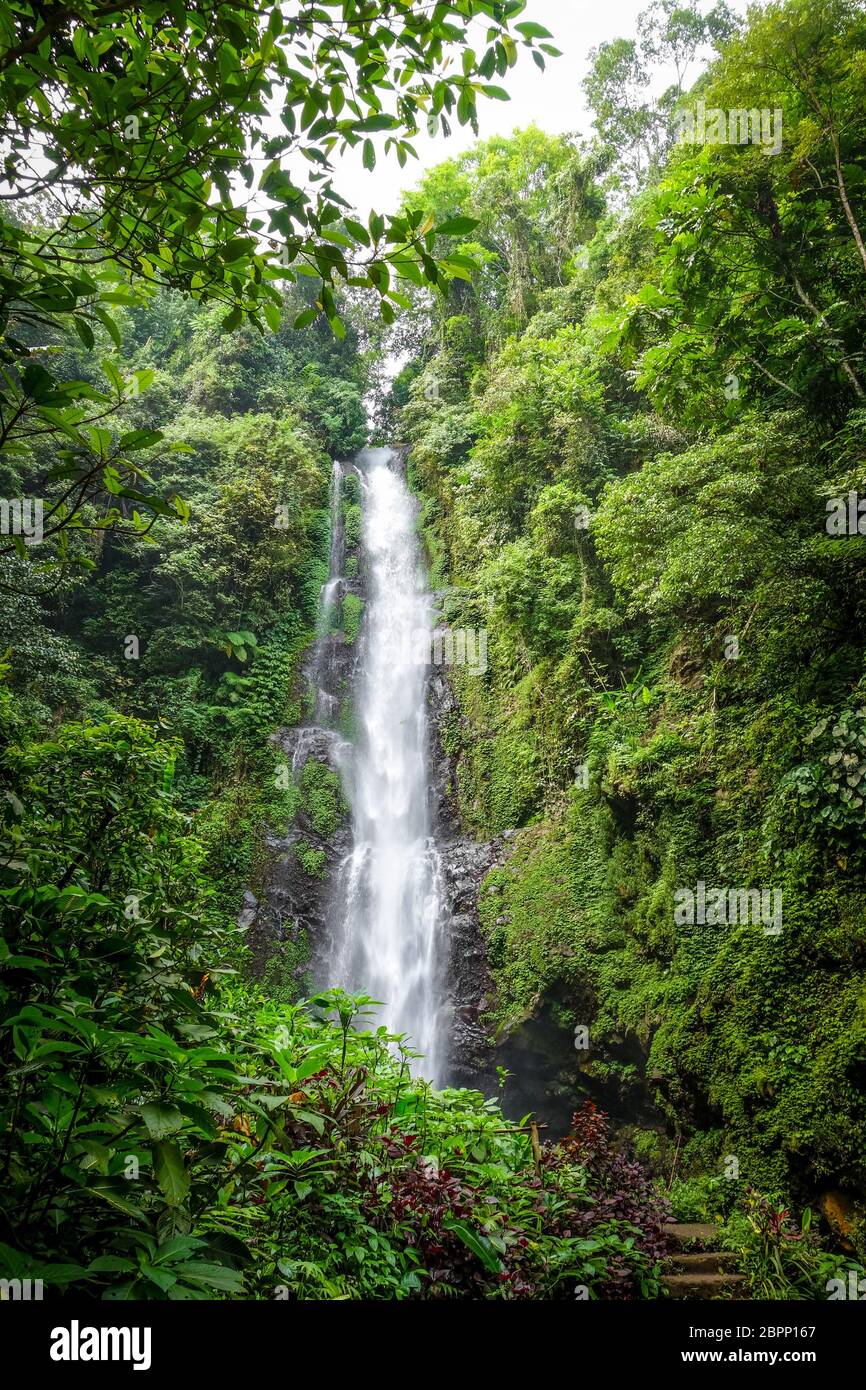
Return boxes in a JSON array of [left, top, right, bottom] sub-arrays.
[[412, 453, 866, 1211]]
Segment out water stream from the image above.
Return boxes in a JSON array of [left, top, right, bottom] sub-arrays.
[[310, 460, 344, 729], [327, 447, 445, 1080]]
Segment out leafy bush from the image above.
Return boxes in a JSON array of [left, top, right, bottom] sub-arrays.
[[721, 1190, 866, 1302], [781, 707, 866, 844], [668, 1174, 739, 1225], [299, 760, 346, 838], [343, 502, 363, 551], [341, 594, 364, 645], [294, 840, 327, 879]]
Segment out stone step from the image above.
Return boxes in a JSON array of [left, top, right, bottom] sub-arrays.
[[662, 1222, 720, 1250], [662, 1271, 747, 1300], [668, 1251, 739, 1275]]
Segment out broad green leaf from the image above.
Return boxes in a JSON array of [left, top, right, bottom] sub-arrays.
[[152, 1142, 190, 1207]]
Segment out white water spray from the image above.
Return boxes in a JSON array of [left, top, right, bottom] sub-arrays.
[[332, 447, 444, 1080]]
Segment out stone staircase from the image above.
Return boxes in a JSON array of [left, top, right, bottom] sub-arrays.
[[661, 1223, 747, 1300]]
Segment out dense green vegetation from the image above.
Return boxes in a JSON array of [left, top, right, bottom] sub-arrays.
[[397, 0, 866, 1266], [1, 0, 865, 1303], [0, 0, 670, 1304]]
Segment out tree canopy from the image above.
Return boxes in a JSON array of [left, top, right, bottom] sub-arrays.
[[0, 1, 556, 582]]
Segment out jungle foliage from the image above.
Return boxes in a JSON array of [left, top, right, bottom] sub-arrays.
[[0, 0, 675, 1304], [397, 0, 866, 1253], [3, 0, 866, 1301]]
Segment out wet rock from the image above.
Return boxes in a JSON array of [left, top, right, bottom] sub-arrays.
[[237, 890, 258, 932], [426, 663, 514, 1088], [272, 724, 351, 779], [247, 724, 353, 978]]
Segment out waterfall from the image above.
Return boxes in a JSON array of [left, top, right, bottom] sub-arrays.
[[311, 460, 343, 728], [330, 446, 445, 1081]]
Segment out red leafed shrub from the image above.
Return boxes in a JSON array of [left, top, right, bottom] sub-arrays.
[[371, 1147, 511, 1297], [550, 1102, 671, 1297], [364, 1103, 669, 1300], [391, 1172, 478, 1290]]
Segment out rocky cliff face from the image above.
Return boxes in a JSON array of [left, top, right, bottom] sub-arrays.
[[246, 725, 353, 986], [246, 459, 364, 989], [426, 663, 512, 1089]]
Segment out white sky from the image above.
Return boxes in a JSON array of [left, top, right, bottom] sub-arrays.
[[330, 0, 754, 218]]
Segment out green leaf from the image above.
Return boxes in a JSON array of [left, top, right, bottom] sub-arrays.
[[435, 216, 479, 238], [87, 1255, 137, 1274], [178, 1262, 245, 1293], [73, 317, 95, 349], [132, 368, 155, 393], [444, 1220, 502, 1273], [141, 1104, 184, 1139], [515, 22, 554, 39], [119, 429, 163, 451], [343, 217, 371, 247], [220, 236, 256, 263], [152, 1141, 190, 1207], [220, 306, 243, 333], [84, 1182, 147, 1221]]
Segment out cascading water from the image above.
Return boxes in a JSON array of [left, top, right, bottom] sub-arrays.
[[311, 460, 344, 728], [287, 460, 351, 771], [330, 446, 445, 1081]]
